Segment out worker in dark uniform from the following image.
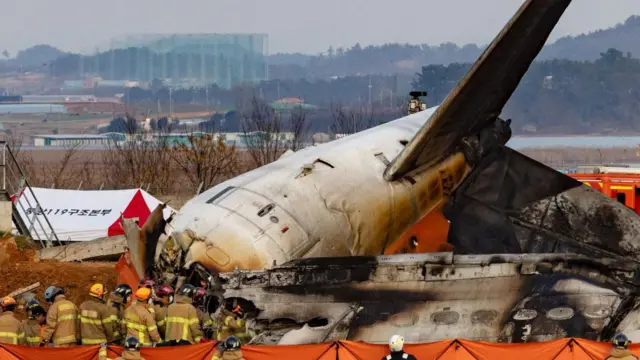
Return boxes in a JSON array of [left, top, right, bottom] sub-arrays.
[[382, 335, 417, 360], [107, 284, 133, 344], [605, 333, 639, 360]]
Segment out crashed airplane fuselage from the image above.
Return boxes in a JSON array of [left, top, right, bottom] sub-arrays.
[[122, 0, 640, 344]]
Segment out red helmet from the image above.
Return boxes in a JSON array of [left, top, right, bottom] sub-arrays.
[[156, 285, 174, 298], [139, 278, 156, 289], [193, 287, 207, 305]]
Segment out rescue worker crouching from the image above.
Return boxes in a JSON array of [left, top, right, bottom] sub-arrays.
[[165, 284, 203, 345], [108, 283, 133, 344], [152, 285, 174, 338], [0, 297, 25, 345], [382, 335, 417, 360], [606, 333, 639, 360], [22, 299, 46, 347], [123, 288, 161, 346], [41, 286, 80, 348], [217, 303, 248, 343], [79, 283, 116, 345]]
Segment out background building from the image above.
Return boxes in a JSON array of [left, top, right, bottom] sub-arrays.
[[76, 33, 269, 89]]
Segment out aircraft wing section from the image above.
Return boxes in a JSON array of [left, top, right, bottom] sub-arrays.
[[384, 0, 572, 181]]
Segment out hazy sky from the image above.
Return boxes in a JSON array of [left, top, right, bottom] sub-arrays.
[[3, 0, 640, 55]]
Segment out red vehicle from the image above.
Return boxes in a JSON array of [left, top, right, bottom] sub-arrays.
[[570, 166, 640, 213]]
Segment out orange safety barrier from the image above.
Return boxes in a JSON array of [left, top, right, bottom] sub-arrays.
[[0, 338, 640, 359], [115, 252, 140, 290]]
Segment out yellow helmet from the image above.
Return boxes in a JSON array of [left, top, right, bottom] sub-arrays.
[[135, 287, 152, 302], [1, 296, 16, 309], [90, 283, 106, 299]]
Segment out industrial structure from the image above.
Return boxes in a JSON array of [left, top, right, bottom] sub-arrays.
[[76, 33, 269, 89]]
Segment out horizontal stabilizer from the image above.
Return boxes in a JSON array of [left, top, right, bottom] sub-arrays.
[[384, 0, 572, 181]]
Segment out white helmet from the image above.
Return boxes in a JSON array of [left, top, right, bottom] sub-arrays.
[[389, 334, 404, 352]]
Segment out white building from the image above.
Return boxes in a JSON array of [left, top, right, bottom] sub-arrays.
[[33, 134, 113, 147]]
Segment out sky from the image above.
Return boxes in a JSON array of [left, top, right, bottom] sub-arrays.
[[2, 0, 640, 55]]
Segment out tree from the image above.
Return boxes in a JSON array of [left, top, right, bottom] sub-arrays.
[[101, 116, 174, 193], [329, 103, 378, 136], [2, 50, 9, 59], [170, 132, 238, 194], [240, 95, 285, 167], [288, 107, 311, 151]]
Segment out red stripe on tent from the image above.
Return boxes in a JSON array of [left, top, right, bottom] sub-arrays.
[[107, 190, 152, 237]]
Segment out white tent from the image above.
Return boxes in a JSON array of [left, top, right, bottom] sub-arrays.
[[12, 188, 174, 242]]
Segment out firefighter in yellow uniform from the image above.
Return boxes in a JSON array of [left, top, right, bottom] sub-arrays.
[[165, 284, 203, 345], [79, 283, 116, 345], [152, 285, 174, 338], [123, 288, 161, 346], [114, 336, 146, 360], [41, 286, 79, 347], [21, 300, 46, 347], [193, 287, 214, 338], [217, 304, 248, 343], [0, 297, 25, 345], [107, 284, 133, 344]]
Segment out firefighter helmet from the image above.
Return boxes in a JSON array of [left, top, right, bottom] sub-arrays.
[[90, 283, 106, 300], [613, 333, 631, 349], [177, 284, 196, 298], [26, 299, 46, 318], [389, 334, 404, 352], [193, 287, 207, 306], [135, 287, 152, 302], [113, 284, 133, 303], [44, 286, 64, 303], [1, 297, 16, 310], [223, 336, 241, 350], [124, 336, 141, 352], [156, 285, 175, 304], [138, 278, 156, 289]]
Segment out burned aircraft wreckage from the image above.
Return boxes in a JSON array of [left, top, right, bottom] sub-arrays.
[[121, 0, 640, 345]]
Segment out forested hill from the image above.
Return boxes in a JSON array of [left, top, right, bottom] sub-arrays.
[[270, 15, 640, 79]]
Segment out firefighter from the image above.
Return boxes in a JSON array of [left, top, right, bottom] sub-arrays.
[[153, 285, 174, 338], [41, 286, 80, 348], [79, 283, 116, 345], [123, 287, 161, 346], [193, 287, 214, 338], [22, 299, 46, 347], [113, 336, 146, 360], [0, 297, 25, 345], [605, 333, 639, 360], [107, 283, 133, 344], [217, 303, 248, 343], [382, 335, 417, 360], [165, 284, 203, 345], [211, 336, 244, 360]]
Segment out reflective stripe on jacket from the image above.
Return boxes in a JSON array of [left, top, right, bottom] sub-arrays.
[[42, 296, 79, 345], [123, 302, 161, 345], [20, 319, 42, 346], [0, 312, 25, 345], [165, 297, 203, 344], [153, 304, 167, 338], [79, 298, 116, 345]]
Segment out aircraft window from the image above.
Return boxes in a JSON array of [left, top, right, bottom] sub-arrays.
[[206, 186, 235, 204], [617, 192, 627, 205], [257, 203, 275, 217]]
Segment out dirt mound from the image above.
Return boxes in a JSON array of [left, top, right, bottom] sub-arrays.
[[0, 236, 118, 317]]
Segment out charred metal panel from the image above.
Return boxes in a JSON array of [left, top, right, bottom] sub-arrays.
[[217, 253, 639, 345]]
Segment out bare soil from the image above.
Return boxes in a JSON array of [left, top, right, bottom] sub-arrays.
[[0, 236, 118, 318]]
